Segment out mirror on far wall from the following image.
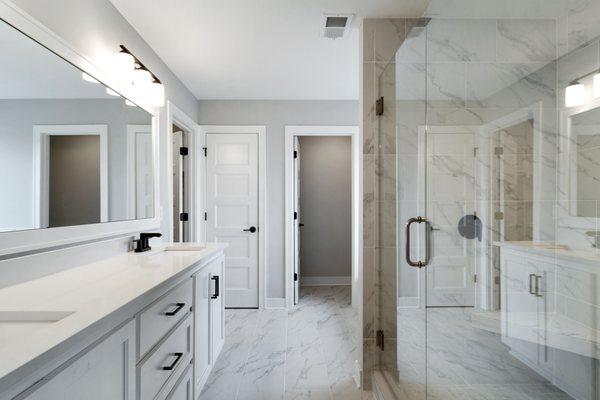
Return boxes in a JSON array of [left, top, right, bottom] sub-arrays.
[[0, 19, 155, 233], [569, 104, 600, 218]]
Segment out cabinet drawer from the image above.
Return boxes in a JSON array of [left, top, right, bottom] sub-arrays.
[[164, 364, 193, 400], [138, 278, 193, 358], [139, 313, 193, 400]]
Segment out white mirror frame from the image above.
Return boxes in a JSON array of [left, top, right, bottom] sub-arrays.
[[559, 96, 600, 228], [0, 0, 161, 257]]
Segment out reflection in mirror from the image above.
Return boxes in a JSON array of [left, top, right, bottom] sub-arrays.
[[0, 19, 154, 233], [572, 106, 600, 218]]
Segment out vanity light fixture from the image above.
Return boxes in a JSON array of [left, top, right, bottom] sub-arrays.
[[117, 45, 165, 107], [81, 72, 99, 84], [565, 81, 585, 107]]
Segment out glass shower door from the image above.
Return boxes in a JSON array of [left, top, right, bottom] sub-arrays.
[[392, 10, 600, 400]]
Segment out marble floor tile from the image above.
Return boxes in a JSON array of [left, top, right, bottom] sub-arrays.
[[202, 286, 363, 400]]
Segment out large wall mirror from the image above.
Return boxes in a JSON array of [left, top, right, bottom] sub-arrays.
[[563, 101, 600, 220], [0, 18, 155, 234]]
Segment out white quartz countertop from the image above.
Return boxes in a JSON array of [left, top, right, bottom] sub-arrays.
[[0, 242, 227, 386], [493, 241, 600, 265]]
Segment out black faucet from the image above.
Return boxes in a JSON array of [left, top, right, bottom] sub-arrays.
[[134, 232, 162, 253]]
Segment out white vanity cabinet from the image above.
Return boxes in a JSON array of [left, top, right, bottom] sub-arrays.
[[3, 247, 227, 400], [16, 320, 136, 400], [501, 250, 555, 378], [193, 254, 225, 395], [500, 244, 600, 400]]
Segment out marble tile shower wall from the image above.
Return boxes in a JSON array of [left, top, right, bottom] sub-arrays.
[[362, 18, 411, 389]]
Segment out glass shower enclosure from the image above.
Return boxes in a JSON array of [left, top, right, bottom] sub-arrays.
[[374, 4, 600, 399]]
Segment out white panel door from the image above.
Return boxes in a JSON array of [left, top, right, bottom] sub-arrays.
[[426, 131, 476, 307], [206, 133, 259, 308]]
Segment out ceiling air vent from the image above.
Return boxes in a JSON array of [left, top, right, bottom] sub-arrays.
[[321, 14, 354, 39]]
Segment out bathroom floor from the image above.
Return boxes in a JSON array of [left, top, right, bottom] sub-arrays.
[[396, 308, 572, 400], [200, 285, 366, 400]]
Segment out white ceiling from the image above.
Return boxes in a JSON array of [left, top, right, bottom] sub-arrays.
[[109, 0, 429, 100]]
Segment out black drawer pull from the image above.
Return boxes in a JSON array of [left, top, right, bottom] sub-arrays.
[[211, 275, 219, 299], [162, 352, 183, 371], [164, 303, 185, 316]]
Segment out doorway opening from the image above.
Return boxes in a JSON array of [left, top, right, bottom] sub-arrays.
[[284, 126, 360, 308], [293, 135, 352, 305], [172, 123, 190, 242]]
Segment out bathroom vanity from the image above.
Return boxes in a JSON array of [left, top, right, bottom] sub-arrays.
[[0, 244, 226, 400], [497, 242, 600, 400]]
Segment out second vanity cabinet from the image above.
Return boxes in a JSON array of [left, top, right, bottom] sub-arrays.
[[10, 250, 226, 400]]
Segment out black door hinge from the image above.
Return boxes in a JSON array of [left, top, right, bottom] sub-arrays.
[[294, 273, 298, 281], [202, 147, 207, 157], [179, 147, 189, 156], [294, 211, 297, 220], [293, 150, 298, 159], [179, 212, 189, 222], [376, 97, 384, 116], [376, 330, 384, 350], [204, 212, 208, 221]]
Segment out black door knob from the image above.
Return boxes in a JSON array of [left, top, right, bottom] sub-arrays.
[[243, 226, 257, 233]]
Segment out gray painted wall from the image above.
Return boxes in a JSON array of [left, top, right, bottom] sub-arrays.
[[197, 100, 358, 299], [298, 136, 351, 279]]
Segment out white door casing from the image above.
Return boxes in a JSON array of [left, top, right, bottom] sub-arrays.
[[425, 130, 476, 307], [205, 133, 260, 308], [33, 124, 108, 229], [293, 136, 301, 305], [127, 125, 153, 220]]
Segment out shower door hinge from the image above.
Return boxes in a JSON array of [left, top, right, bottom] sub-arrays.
[[494, 146, 504, 155], [204, 212, 208, 221], [179, 146, 189, 156], [202, 147, 207, 157], [294, 211, 298, 220], [294, 150, 298, 159], [294, 273, 298, 281], [474, 274, 477, 283], [494, 211, 504, 220], [376, 97, 384, 116], [376, 330, 384, 350]]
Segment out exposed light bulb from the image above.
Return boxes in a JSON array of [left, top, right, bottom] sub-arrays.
[[125, 99, 136, 107], [106, 87, 120, 97], [133, 68, 152, 86], [565, 82, 585, 107], [81, 72, 99, 84], [593, 73, 600, 98], [149, 81, 165, 107], [112, 51, 135, 80]]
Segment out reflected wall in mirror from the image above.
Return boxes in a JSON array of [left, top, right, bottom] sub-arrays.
[[0, 19, 154, 233], [570, 105, 600, 218]]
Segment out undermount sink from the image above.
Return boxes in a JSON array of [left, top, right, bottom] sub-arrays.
[[0, 310, 74, 323], [0, 311, 75, 344]]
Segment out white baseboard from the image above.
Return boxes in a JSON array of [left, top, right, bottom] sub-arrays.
[[300, 276, 351, 286], [265, 297, 286, 308]]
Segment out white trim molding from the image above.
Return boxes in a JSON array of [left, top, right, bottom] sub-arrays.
[[284, 125, 360, 309], [166, 101, 199, 243], [33, 124, 109, 229], [197, 125, 267, 309], [265, 298, 286, 309]]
